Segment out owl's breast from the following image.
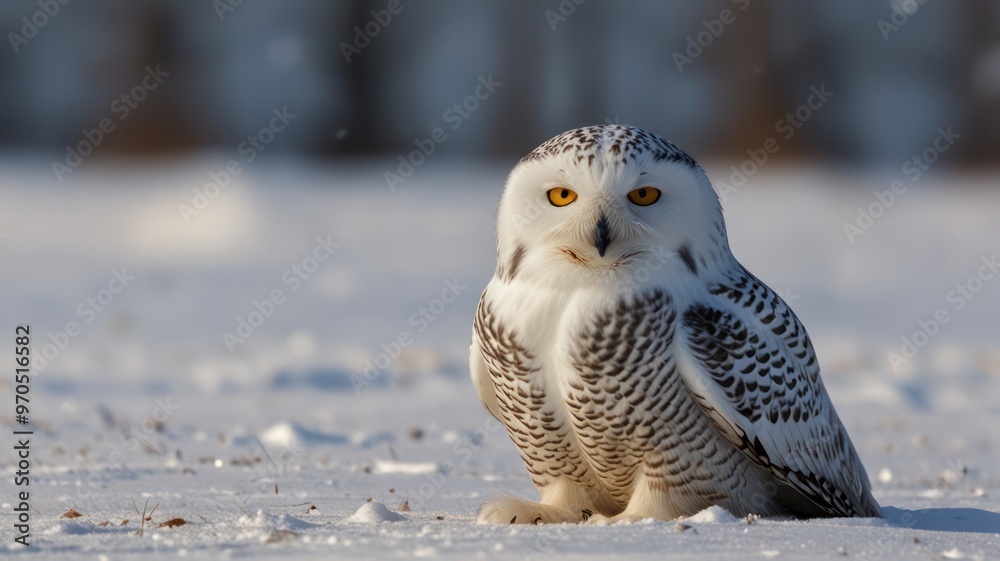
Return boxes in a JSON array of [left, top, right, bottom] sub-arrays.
[[563, 287, 677, 384], [476, 281, 690, 499], [557, 288, 683, 499]]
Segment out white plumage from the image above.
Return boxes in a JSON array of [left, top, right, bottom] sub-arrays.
[[470, 125, 881, 524]]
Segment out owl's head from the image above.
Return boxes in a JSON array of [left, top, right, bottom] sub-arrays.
[[495, 125, 731, 286]]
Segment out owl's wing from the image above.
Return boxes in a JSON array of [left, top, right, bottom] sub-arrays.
[[674, 266, 881, 518], [470, 327, 502, 421]]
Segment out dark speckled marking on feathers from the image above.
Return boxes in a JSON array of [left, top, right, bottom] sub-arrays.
[[474, 293, 592, 488], [677, 244, 698, 276], [681, 266, 881, 518], [685, 267, 819, 427], [505, 244, 527, 282], [565, 289, 745, 510], [520, 125, 698, 168]]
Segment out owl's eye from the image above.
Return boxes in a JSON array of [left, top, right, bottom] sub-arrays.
[[547, 188, 578, 207], [627, 187, 661, 206]]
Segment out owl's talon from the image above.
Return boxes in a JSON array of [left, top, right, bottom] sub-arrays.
[[585, 513, 612, 525]]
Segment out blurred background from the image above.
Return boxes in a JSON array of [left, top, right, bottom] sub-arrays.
[[1, 0, 999, 163], [0, 0, 998, 438]]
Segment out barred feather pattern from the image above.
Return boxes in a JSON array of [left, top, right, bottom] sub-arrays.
[[563, 289, 741, 514], [680, 267, 882, 517], [474, 295, 593, 487], [474, 284, 860, 519]]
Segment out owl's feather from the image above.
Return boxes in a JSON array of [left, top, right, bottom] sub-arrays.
[[676, 265, 881, 517], [470, 329, 502, 421]]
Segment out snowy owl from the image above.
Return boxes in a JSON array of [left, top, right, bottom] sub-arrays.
[[470, 125, 881, 524]]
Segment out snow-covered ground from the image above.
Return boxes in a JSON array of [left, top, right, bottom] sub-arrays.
[[1, 157, 999, 559]]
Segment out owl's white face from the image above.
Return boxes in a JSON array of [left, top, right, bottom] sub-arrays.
[[494, 126, 729, 286]]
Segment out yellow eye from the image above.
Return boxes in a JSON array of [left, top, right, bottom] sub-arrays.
[[547, 187, 578, 207], [627, 187, 661, 206]]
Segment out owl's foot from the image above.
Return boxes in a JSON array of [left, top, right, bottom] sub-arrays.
[[584, 512, 613, 525], [476, 494, 582, 525]]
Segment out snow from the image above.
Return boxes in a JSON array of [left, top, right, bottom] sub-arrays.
[[259, 421, 352, 448], [237, 509, 323, 531], [347, 502, 408, 523], [680, 505, 740, 524], [0, 158, 999, 559], [373, 460, 440, 475]]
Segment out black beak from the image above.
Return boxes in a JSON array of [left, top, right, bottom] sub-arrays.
[[593, 215, 612, 257]]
